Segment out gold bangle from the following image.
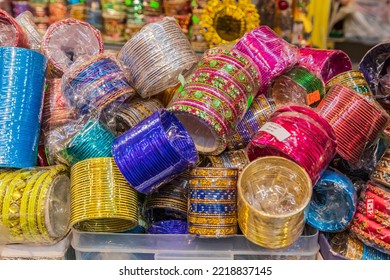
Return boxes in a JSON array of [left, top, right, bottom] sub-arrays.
[[190, 167, 238, 178], [188, 224, 237, 236]]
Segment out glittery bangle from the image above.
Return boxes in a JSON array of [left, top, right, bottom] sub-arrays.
[[188, 224, 237, 237], [187, 214, 237, 225], [208, 149, 250, 171], [189, 189, 237, 201], [0, 9, 29, 48], [147, 220, 188, 234]]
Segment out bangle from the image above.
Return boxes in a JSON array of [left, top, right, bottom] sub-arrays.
[[147, 220, 188, 234], [325, 70, 373, 99], [0, 9, 29, 48], [207, 149, 250, 171], [15, 11, 42, 52], [188, 224, 237, 237]]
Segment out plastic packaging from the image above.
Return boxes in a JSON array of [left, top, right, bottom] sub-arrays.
[[270, 67, 325, 108], [0, 9, 29, 48], [41, 18, 104, 77], [247, 105, 337, 185], [319, 84, 389, 166], [227, 95, 276, 150], [207, 149, 249, 171], [70, 157, 138, 233], [200, 0, 259, 48], [371, 146, 390, 188], [147, 220, 188, 234], [237, 156, 312, 249], [112, 109, 199, 194], [118, 17, 198, 98], [169, 48, 261, 155], [0, 47, 47, 168], [307, 168, 357, 232], [0, 165, 71, 244], [62, 54, 135, 115], [350, 182, 390, 255], [298, 48, 353, 83], [188, 168, 238, 238], [233, 25, 299, 94], [14, 11, 42, 52]]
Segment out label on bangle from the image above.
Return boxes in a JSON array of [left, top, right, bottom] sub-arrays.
[[306, 90, 321, 105], [366, 198, 375, 219], [259, 122, 290, 141]]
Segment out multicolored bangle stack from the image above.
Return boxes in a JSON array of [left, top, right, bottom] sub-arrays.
[[169, 48, 260, 155], [307, 168, 357, 232], [112, 109, 198, 194], [247, 105, 337, 185], [70, 157, 138, 232], [270, 66, 325, 108], [42, 18, 104, 77], [188, 167, 238, 237], [298, 48, 352, 84], [118, 17, 198, 98], [319, 84, 389, 165], [226, 95, 275, 150], [62, 54, 135, 114], [207, 149, 250, 171], [371, 147, 390, 188], [147, 220, 188, 234], [0, 47, 47, 168], [15, 11, 42, 52], [238, 157, 312, 248], [350, 182, 390, 255], [0, 9, 29, 48], [233, 25, 299, 94], [61, 120, 115, 165], [0, 165, 70, 244]]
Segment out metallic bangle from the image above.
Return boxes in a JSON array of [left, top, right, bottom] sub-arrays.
[[188, 224, 237, 237], [190, 167, 238, 178]]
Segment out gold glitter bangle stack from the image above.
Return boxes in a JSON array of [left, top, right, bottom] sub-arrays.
[[0, 165, 70, 244], [371, 147, 390, 189], [238, 157, 312, 248], [188, 167, 238, 237], [207, 149, 250, 171], [70, 157, 138, 232]]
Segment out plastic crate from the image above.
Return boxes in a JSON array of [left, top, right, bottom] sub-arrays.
[[318, 233, 347, 260], [72, 226, 319, 260]]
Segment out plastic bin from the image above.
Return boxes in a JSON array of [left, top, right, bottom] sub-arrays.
[[71, 226, 319, 260], [318, 233, 347, 260]]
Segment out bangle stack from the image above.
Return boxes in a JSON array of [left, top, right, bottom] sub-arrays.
[[247, 105, 337, 185], [112, 109, 198, 194], [0, 9, 29, 48], [371, 147, 390, 188], [147, 220, 188, 234], [237, 157, 312, 248], [188, 167, 238, 238], [169, 47, 260, 155], [207, 149, 249, 171], [15, 11, 42, 52], [70, 157, 138, 232]]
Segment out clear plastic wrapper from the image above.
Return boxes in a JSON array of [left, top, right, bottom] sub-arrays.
[[41, 18, 104, 77], [319, 84, 389, 167], [247, 105, 337, 185], [147, 220, 188, 234], [350, 182, 390, 255], [62, 54, 135, 115], [298, 48, 353, 84], [168, 48, 261, 155], [233, 25, 299, 94], [371, 146, 390, 189], [270, 66, 325, 108], [0, 165, 71, 244], [112, 109, 199, 194], [188, 168, 238, 238], [118, 17, 198, 98], [15, 11, 42, 52], [237, 156, 312, 248], [0, 47, 47, 168], [307, 168, 357, 232], [0, 9, 29, 47], [70, 157, 138, 233], [207, 149, 249, 171]]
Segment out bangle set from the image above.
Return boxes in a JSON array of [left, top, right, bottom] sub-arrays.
[[14, 11, 42, 52], [207, 149, 249, 171], [371, 147, 390, 188], [147, 220, 188, 234], [0, 9, 29, 48]]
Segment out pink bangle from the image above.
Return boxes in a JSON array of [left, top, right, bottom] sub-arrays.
[[0, 9, 29, 48]]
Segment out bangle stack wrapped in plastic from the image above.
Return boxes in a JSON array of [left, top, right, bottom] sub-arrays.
[[169, 48, 261, 155], [307, 168, 357, 232], [247, 105, 337, 185], [233, 25, 299, 94], [0, 165, 70, 244], [350, 182, 390, 255], [207, 149, 250, 171], [61, 120, 115, 165], [319, 84, 389, 165], [237, 157, 312, 248], [62, 54, 135, 114], [226, 95, 276, 150], [41, 18, 104, 77], [270, 66, 325, 108], [147, 220, 188, 234], [298, 48, 353, 83], [0, 47, 47, 168], [70, 157, 138, 232], [371, 147, 390, 188], [188, 167, 238, 238], [118, 17, 198, 98], [14, 11, 42, 52], [0, 9, 29, 48], [112, 109, 199, 194]]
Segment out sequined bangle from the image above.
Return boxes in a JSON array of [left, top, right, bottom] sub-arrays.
[[190, 167, 238, 178], [208, 149, 250, 171], [187, 214, 237, 225], [188, 224, 237, 237], [147, 220, 188, 234], [189, 189, 237, 201]]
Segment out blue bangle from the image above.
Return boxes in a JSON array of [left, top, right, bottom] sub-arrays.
[[0, 47, 47, 168], [188, 203, 237, 215], [147, 220, 188, 234], [112, 109, 199, 194], [189, 189, 237, 201], [307, 168, 357, 232]]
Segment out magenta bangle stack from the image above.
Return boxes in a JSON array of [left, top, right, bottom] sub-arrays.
[[169, 48, 260, 156], [0, 9, 29, 48], [247, 105, 337, 185], [298, 48, 352, 83], [318, 84, 389, 165], [232, 25, 299, 95]]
